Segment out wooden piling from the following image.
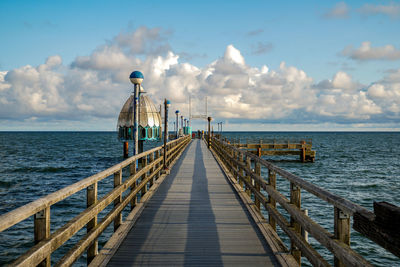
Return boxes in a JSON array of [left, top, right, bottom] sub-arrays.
[[123, 141, 129, 158], [300, 140, 306, 163]]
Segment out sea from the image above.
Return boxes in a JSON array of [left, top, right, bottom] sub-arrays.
[[0, 131, 399, 266]]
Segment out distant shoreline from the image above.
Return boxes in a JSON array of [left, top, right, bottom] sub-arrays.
[[0, 130, 399, 133]]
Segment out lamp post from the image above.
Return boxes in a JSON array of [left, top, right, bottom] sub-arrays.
[[129, 71, 144, 156], [175, 110, 179, 138], [163, 99, 170, 171], [181, 116, 184, 135], [207, 116, 212, 149]]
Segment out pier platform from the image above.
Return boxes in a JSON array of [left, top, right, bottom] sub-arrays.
[[106, 139, 280, 266]]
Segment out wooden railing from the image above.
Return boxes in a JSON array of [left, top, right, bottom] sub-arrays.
[[209, 136, 379, 267], [0, 135, 191, 267]]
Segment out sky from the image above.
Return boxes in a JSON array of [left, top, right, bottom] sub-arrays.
[[0, 0, 400, 131]]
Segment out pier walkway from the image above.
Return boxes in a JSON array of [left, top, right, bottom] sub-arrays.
[[107, 139, 279, 266]]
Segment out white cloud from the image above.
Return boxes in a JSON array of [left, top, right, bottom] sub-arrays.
[[367, 70, 400, 114], [324, 2, 350, 19], [0, 27, 398, 129], [315, 71, 362, 91], [357, 3, 400, 18], [341, 41, 400, 61]]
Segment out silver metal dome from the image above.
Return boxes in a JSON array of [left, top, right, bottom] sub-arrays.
[[117, 94, 162, 141], [117, 95, 162, 128]]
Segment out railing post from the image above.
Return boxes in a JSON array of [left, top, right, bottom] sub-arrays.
[[334, 207, 350, 267], [229, 145, 234, 173], [141, 155, 148, 197], [290, 182, 302, 264], [255, 161, 261, 212], [268, 169, 276, 231], [34, 207, 50, 267], [167, 143, 171, 164], [239, 153, 244, 189], [87, 182, 98, 264], [130, 161, 137, 210], [155, 150, 160, 180], [114, 170, 122, 231], [149, 152, 155, 187], [245, 156, 251, 197], [233, 150, 238, 182]]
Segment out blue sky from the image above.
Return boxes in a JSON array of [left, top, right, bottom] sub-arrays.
[[0, 0, 399, 131]]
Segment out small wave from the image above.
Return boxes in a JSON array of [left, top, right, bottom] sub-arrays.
[[3, 166, 71, 174]]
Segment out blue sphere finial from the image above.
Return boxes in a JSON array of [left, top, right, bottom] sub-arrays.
[[130, 71, 144, 85]]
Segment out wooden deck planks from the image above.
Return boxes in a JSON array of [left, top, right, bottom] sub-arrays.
[[107, 139, 280, 266]]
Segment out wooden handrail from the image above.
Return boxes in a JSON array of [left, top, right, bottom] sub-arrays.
[[210, 136, 378, 266], [0, 136, 189, 232], [216, 137, 372, 217], [0, 135, 191, 266]]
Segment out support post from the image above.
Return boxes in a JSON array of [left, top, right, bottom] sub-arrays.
[[123, 141, 129, 158], [239, 154, 244, 188], [87, 183, 98, 264], [300, 140, 306, 163], [268, 169, 277, 231], [245, 156, 251, 196], [233, 150, 238, 182], [114, 170, 122, 231], [149, 152, 155, 187], [302, 209, 309, 243], [155, 150, 160, 180], [141, 155, 148, 197], [334, 207, 350, 267], [290, 182, 302, 264], [255, 161, 261, 212], [34, 207, 50, 267], [129, 161, 137, 210]]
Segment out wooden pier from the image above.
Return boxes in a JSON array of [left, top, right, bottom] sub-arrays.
[[99, 139, 287, 266], [229, 139, 316, 162], [0, 134, 399, 266]]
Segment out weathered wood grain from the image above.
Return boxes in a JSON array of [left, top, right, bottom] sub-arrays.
[[107, 139, 281, 267]]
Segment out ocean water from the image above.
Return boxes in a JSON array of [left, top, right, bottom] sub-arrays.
[[0, 131, 399, 266]]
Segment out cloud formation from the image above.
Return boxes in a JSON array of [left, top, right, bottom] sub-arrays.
[[357, 3, 400, 18], [251, 42, 273, 55], [341, 41, 400, 61], [324, 2, 350, 19], [0, 27, 399, 129]]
